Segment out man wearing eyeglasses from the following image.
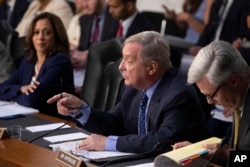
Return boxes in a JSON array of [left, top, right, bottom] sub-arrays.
[[173, 40, 250, 165]]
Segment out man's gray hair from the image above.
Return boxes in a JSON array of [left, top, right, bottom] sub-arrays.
[[124, 31, 172, 71], [188, 40, 250, 87]]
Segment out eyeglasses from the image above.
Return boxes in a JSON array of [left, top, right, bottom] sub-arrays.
[[205, 85, 221, 101]]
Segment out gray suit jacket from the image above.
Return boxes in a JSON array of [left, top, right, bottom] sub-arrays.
[[237, 89, 250, 150]]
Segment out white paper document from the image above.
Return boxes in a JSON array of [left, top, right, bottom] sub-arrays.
[[25, 123, 71, 133], [44, 132, 89, 143], [49, 140, 135, 160], [0, 100, 38, 117], [126, 162, 154, 167]]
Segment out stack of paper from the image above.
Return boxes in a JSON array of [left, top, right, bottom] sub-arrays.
[[25, 123, 71, 133], [0, 100, 38, 118]]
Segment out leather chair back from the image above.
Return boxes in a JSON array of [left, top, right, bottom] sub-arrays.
[[94, 58, 124, 111], [81, 38, 124, 111]]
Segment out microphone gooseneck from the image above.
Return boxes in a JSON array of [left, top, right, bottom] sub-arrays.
[[28, 112, 83, 143], [203, 136, 229, 167]]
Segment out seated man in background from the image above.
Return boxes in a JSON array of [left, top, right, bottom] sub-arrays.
[[174, 40, 250, 165], [108, 0, 153, 38], [0, 0, 30, 29], [72, 0, 153, 95], [0, 12, 75, 118], [70, 0, 118, 94], [48, 31, 209, 154]]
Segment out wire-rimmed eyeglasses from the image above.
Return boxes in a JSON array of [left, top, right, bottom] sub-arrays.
[[205, 85, 221, 101]]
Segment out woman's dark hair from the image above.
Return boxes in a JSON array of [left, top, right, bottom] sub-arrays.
[[24, 12, 70, 63]]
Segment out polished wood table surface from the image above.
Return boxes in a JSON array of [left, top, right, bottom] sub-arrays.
[[0, 138, 61, 167], [0, 113, 96, 167]]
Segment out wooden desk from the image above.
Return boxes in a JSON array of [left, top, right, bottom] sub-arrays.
[[0, 113, 96, 167], [0, 138, 60, 167]]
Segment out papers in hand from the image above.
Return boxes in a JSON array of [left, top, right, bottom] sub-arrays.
[[25, 123, 71, 133], [0, 100, 38, 118], [44, 132, 89, 143], [154, 137, 221, 166]]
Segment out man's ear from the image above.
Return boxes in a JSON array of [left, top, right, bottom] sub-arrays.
[[229, 73, 240, 86], [148, 61, 158, 75]]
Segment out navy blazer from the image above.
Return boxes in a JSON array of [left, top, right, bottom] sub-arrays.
[[78, 7, 119, 51], [125, 12, 154, 38], [0, 52, 75, 117], [197, 0, 250, 46], [82, 68, 209, 154]]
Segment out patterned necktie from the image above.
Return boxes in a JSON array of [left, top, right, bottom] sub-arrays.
[[233, 109, 241, 150], [116, 21, 123, 37], [92, 15, 100, 43], [138, 91, 148, 135]]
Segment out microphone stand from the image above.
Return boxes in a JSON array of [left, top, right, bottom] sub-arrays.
[[28, 112, 82, 143]]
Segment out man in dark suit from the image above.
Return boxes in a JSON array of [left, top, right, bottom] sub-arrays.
[[108, 0, 153, 38], [48, 31, 208, 155], [0, 0, 30, 29], [182, 40, 250, 164]]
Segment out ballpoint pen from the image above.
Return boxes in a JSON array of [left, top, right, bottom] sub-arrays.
[[60, 77, 63, 99]]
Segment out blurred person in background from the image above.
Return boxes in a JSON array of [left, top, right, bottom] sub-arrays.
[[108, 0, 153, 38], [0, 12, 75, 118], [70, 0, 118, 95], [16, 0, 73, 37], [67, 0, 89, 94], [163, 0, 214, 43], [0, 0, 30, 29]]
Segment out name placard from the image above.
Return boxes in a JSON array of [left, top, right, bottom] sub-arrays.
[[56, 149, 87, 167], [0, 128, 10, 139]]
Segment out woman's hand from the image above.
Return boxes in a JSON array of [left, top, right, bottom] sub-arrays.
[[20, 80, 40, 95]]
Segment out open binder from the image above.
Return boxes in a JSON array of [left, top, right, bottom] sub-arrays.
[[154, 137, 221, 167]]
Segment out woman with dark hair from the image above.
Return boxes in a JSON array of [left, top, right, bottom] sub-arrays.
[[0, 12, 75, 118]]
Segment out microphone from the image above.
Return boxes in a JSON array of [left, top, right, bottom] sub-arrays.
[[203, 136, 229, 167], [28, 112, 83, 143], [100, 141, 162, 167]]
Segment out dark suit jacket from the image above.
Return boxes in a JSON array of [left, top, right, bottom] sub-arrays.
[[237, 89, 250, 150], [125, 12, 154, 38], [0, 0, 30, 29], [197, 0, 250, 46], [0, 53, 75, 117], [82, 68, 209, 154], [78, 7, 118, 51]]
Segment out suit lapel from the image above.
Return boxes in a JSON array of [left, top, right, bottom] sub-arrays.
[[146, 69, 177, 126]]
